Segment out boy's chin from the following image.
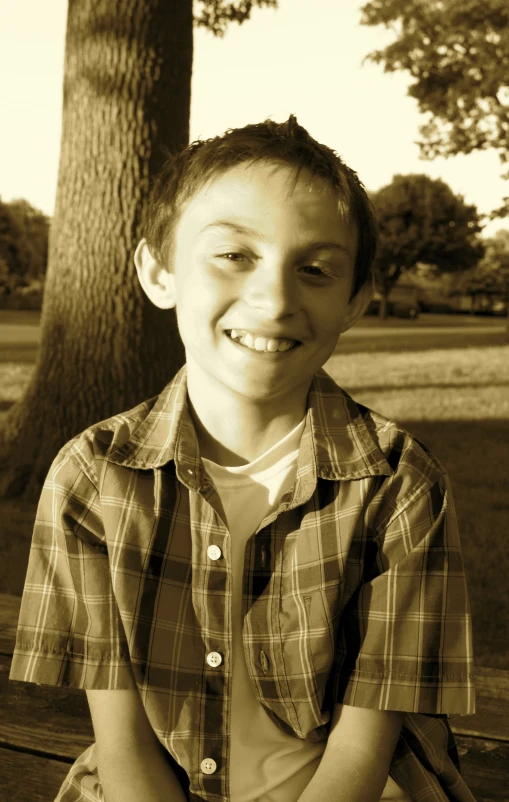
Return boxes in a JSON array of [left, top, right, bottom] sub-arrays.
[[186, 351, 318, 404], [223, 370, 315, 404]]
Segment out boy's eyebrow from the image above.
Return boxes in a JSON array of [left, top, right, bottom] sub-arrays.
[[304, 240, 352, 256], [200, 220, 352, 255], [200, 220, 269, 241]]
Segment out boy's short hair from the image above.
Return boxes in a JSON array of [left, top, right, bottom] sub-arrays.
[[144, 116, 377, 298]]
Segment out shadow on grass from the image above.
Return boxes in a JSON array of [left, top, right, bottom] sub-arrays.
[[399, 418, 509, 671], [1, 420, 507, 670]]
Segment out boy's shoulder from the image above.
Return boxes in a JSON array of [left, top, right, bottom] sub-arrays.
[[54, 368, 189, 481], [359, 399, 447, 492], [54, 394, 160, 479], [313, 369, 448, 491]]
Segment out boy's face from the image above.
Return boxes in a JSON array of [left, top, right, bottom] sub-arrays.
[[138, 160, 370, 405]]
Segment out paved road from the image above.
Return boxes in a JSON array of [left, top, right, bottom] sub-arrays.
[[0, 311, 40, 362]]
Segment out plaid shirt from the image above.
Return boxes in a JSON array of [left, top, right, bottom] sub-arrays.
[[10, 366, 476, 802]]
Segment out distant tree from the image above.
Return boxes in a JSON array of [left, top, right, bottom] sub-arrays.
[[0, 199, 29, 286], [454, 230, 509, 318], [7, 200, 50, 281], [372, 174, 484, 317], [360, 0, 509, 217], [477, 229, 509, 290], [0, 0, 277, 499], [0, 257, 12, 293], [0, 198, 49, 291]]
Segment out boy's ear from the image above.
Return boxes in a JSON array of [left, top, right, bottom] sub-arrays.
[[134, 239, 176, 309], [339, 275, 374, 334]]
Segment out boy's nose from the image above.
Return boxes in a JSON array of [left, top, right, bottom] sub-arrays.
[[243, 266, 299, 319]]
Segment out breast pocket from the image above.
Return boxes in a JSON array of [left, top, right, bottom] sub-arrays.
[[274, 587, 339, 737], [302, 590, 338, 679]]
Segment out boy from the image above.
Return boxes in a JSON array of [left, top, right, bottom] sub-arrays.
[[10, 117, 476, 802]]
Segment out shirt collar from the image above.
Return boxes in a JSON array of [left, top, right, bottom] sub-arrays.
[[106, 365, 393, 484], [306, 368, 393, 481]]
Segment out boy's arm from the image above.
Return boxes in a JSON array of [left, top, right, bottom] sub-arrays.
[[87, 688, 188, 802], [297, 703, 404, 802]]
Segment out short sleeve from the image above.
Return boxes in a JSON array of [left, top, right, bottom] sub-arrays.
[[335, 470, 475, 716], [9, 442, 135, 689]]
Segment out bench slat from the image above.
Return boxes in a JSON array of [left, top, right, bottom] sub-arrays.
[[455, 735, 509, 801], [451, 666, 509, 742], [0, 733, 507, 802], [0, 656, 93, 760], [0, 746, 70, 802], [0, 593, 20, 654]]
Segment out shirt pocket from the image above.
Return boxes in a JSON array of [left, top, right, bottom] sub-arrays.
[[302, 590, 339, 680], [274, 588, 339, 737]]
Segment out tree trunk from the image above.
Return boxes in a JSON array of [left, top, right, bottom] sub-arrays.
[[378, 292, 390, 319], [506, 287, 509, 339], [0, 0, 192, 499]]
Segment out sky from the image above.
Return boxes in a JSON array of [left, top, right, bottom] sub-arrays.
[[1, 0, 507, 237]]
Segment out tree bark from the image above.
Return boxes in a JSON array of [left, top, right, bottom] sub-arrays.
[[0, 0, 191, 499], [378, 292, 390, 319]]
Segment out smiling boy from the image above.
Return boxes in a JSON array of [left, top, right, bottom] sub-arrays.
[[10, 117, 476, 802], [136, 148, 367, 468]]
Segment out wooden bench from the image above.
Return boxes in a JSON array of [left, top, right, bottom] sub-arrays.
[[1, 593, 508, 801]]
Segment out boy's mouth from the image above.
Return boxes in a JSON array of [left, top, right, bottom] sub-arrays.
[[225, 329, 301, 353]]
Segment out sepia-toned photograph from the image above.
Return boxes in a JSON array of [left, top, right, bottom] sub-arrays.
[[1, 1, 508, 800]]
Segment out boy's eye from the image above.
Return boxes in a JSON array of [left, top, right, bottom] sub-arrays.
[[300, 264, 333, 278], [216, 252, 247, 262]]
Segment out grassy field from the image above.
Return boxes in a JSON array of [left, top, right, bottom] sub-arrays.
[[1, 311, 508, 669], [323, 343, 509, 670]]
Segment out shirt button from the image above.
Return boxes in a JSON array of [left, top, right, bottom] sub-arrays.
[[206, 651, 222, 667], [207, 545, 222, 560], [201, 758, 217, 774]]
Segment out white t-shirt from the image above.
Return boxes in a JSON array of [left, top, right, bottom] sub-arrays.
[[202, 419, 411, 802]]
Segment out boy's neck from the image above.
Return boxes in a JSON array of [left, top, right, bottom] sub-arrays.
[[186, 370, 310, 468]]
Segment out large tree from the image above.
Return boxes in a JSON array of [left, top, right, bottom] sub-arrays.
[[372, 173, 483, 316], [360, 0, 509, 216], [0, 0, 276, 499]]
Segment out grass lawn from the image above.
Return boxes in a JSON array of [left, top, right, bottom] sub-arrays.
[[1, 312, 508, 669], [324, 344, 509, 670]]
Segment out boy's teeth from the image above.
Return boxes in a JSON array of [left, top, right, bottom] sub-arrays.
[[230, 330, 297, 353]]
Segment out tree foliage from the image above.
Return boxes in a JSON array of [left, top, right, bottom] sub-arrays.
[[454, 229, 509, 294], [194, 0, 277, 35], [360, 0, 509, 212], [0, 198, 49, 290], [371, 173, 484, 306]]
